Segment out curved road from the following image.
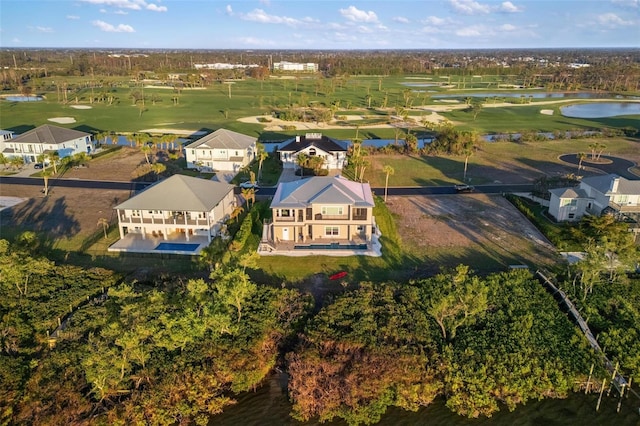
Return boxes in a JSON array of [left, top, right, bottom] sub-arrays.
[[1, 175, 533, 197], [559, 154, 639, 179]]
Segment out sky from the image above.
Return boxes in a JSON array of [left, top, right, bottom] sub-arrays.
[[0, 0, 638, 50]]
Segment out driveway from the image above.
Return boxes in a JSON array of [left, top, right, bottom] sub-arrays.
[[559, 154, 639, 179], [276, 168, 342, 185]]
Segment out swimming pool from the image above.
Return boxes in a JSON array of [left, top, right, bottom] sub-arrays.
[[155, 242, 200, 252], [294, 243, 368, 250]]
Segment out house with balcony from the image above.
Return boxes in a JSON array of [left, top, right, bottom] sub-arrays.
[[184, 128, 257, 173], [109, 174, 235, 255], [278, 133, 347, 172], [2, 124, 93, 163], [549, 174, 640, 237], [259, 175, 381, 256]]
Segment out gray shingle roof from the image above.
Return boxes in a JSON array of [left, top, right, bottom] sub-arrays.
[[271, 176, 374, 209], [185, 128, 256, 150], [10, 124, 90, 145], [549, 187, 589, 198], [581, 174, 640, 195], [279, 134, 347, 153], [114, 174, 233, 212]]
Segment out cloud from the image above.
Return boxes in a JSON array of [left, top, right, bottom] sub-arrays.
[[500, 23, 517, 31], [238, 36, 276, 46], [612, 0, 638, 8], [455, 25, 485, 36], [339, 5, 379, 23], [226, 4, 233, 15], [449, 0, 490, 15], [67, 15, 80, 19], [81, 0, 167, 12], [92, 19, 135, 32], [12, 38, 22, 43], [498, 1, 522, 13], [393, 16, 410, 24], [146, 3, 167, 12], [242, 9, 303, 26], [597, 12, 634, 26], [114, 9, 128, 14], [36, 26, 54, 33]]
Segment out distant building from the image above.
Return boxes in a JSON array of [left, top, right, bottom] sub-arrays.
[[2, 124, 93, 163], [272, 61, 318, 72]]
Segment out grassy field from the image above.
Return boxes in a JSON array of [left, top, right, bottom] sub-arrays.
[[2, 74, 638, 139]]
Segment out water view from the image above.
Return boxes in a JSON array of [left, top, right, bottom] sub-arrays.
[[431, 92, 639, 100], [560, 102, 640, 118], [213, 373, 640, 426], [3, 95, 44, 102]]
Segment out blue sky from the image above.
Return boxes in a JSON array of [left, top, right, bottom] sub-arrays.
[[1, 0, 638, 49]]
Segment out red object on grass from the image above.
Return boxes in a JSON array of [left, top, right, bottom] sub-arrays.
[[329, 271, 348, 280]]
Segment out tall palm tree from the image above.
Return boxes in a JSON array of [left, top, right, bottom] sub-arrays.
[[48, 151, 60, 174], [151, 162, 166, 181], [296, 152, 309, 178], [141, 145, 152, 165], [577, 152, 586, 170], [42, 169, 51, 196], [257, 148, 268, 182], [0, 153, 7, 170], [241, 187, 256, 209], [383, 165, 395, 202]]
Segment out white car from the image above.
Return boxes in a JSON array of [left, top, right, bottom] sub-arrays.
[[239, 181, 259, 189]]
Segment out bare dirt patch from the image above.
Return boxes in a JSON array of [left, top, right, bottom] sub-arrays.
[[386, 193, 560, 271], [62, 147, 145, 181]]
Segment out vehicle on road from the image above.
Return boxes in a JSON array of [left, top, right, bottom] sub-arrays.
[[239, 181, 259, 189], [454, 184, 475, 193], [34, 163, 44, 169]]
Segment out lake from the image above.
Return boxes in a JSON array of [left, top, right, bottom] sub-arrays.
[[211, 372, 640, 425], [430, 92, 639, 100], [3, 95, 44, 102], [560, 102, 640, 118]]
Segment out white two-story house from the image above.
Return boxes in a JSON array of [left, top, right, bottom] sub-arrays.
[[184, 128, 257, 173], [110, 174, 235, 254], [260, 175, 380, 256], [549, 174, 640, 226], [278, 133, 347, 172], [3, 124, 93, 163]]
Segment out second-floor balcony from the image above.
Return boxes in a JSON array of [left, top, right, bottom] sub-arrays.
[[119, 214, 209, 226]]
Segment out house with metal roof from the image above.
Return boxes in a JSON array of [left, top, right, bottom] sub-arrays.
[[549, 174, 640, 228], [3, 124, 93, 163], [259, 175, 381, 256], [184, 128, 257, 173], [109, 174, 236, 255], [278, 133, 347, 172]]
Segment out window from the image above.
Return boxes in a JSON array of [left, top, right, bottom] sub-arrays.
[[561, 199, 577, 207], [309, 148, 316, 156], [325, 226, 339, 236], [132, 210, 140, 217], [321, 206, 343, 216], [568, 213, 575, 219]]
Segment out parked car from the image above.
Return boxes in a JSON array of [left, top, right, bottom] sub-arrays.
[[34, 163, 44, 169], [454, 184, 475, 193], [239, 181, 259, 189]]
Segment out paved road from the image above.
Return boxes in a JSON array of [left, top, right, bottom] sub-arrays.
[[559, 154, 639, 179], [0, 176, 152, 192], [1, 175, 533, 198]]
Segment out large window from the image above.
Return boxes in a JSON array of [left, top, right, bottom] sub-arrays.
[[325, 226, 339, 236], [321, 206, 343, 216]]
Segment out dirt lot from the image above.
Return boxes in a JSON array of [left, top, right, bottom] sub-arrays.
[[2, 146, 560, 272], [385, 193, 561, 271], [0, 148, 144, 245]]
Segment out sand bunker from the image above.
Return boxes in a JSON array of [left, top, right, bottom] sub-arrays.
[[48, 117, 76, 124], [540, 109, 554, 115], [70, 105, 92, 109]]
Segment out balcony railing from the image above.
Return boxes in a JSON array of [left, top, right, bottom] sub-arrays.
[[119, 215, 209, 226]]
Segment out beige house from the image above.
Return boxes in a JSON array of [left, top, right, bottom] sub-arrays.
[[184, 128, 257, 173], [260, 176, 381, 256], [109, 174, 235, 255]]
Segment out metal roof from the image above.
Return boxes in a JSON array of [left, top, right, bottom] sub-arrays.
[[114, 174, 234, 212], [278, 134, 347, 153], [10, 124, 90, 145], [185, 128, 256, 150], [271, 175, 374, 209]]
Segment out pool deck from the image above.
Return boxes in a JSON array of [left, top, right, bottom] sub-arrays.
[[258, 234, 382, 257], [108, 233, 209, 255]]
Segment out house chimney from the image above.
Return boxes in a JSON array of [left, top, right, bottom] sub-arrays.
[[610, 177, 620, 193]]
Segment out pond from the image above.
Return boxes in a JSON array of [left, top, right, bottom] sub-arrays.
[[431, 92, 639, 100], [560, 102, 640, 118], [3, 95, 44, 102]]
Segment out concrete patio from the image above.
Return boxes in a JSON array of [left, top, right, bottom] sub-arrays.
[[108, 233, 210, 255]]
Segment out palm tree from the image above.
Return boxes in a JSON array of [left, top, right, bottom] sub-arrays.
[[48, 151, 60, 174], [241, 187, 256, 209], [0, 154, 7, 170], [296, 152, 309, 178], [10, 156, 24, 170], [151, 162, 166, 181], [257, 148, 268, 182], [42, 169, 51, 196], [577, 152, 586, 170], [141, 145, 152, 165], [230, 206, 244, 223], [97, 217, 109, 239], [383, 165, 395, 202]]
